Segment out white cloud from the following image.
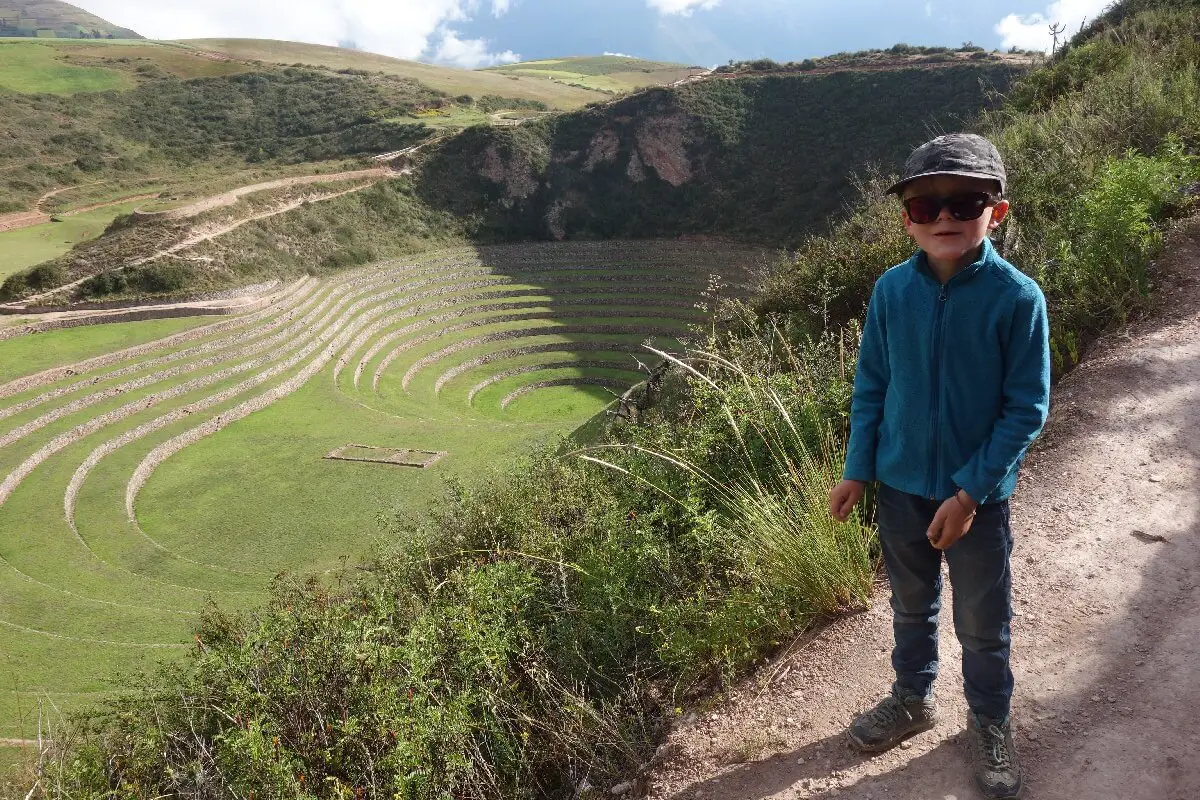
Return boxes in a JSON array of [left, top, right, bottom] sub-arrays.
[[71, 0, 517, 65], [995, 0, 1111, 52], [434, 31, 520, 67], [924, 1, 933, 18], [603, 51, 641, 59], [645, 0, 722, 15]]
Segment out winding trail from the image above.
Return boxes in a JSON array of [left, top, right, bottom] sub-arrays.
[[646, 217, 1200, 800], [10, 180, 383, 308], [132, 167, 393, 221]]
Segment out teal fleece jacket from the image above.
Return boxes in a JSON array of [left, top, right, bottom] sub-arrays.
[[843, 238, 1051, 503]]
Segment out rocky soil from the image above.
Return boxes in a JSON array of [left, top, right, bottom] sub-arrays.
[[646, 216, 1200, 800]]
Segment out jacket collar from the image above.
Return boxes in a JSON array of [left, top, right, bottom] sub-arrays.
[[912, 237, 996, 287]]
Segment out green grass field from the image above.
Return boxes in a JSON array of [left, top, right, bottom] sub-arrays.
[[486, 55, 704, 93], [0, 40, 131, 93], [177, 39, 608, 110], [0, 201, 145, 278], [0, 241, 761, 741], [0, 316, 215, 384]]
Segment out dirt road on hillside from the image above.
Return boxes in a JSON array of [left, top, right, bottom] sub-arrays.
[[0, 167, 394, 235], [647, 217, 1200, 800], [137, 167, 394, 220], [8, 180, 379, 308]]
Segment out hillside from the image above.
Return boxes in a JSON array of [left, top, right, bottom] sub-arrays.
[[3, 0, 1199, 796], [484, 55, 706, 94], [177, 39, 608, 110], [0, 0, 141, 39], [0, 56, 1024, 304], [417, 61, 1026, 246]]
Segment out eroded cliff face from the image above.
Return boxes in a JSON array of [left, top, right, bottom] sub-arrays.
[[633, 114, 694, 187], [418, 65, 1025, 245], [453, 97, 706, 240], [480, 143, 541, 202]]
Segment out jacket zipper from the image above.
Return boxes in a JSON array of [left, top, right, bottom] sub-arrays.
[[927, 283, 948, 498]]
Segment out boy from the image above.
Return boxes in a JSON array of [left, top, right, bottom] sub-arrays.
[[828, 133, 1050, 800]]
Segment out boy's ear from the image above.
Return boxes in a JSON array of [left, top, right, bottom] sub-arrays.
[[988, 199, 1011, 229]]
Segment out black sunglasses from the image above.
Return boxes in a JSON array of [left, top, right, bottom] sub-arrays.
[[902, 192, 1000, 225]]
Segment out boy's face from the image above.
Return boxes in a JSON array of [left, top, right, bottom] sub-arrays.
[[900, 175, 1010, 268]]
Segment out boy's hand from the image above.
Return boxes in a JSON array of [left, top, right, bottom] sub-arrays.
[[829, 479, 866, 522], [926, 490, 979, 550]]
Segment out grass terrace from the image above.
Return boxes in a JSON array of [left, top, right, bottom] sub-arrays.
[[0, 240, 761, 739]]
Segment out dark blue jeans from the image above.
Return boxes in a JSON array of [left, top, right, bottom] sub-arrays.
[[876, 482, 1014, 721]]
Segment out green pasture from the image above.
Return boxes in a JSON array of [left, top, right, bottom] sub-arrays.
[[0, 242, 735, 737], [0, 316, 216, 384], [0, 201, 145, 278], [392, 105, 492, 130], [46, 40, 254, 80], [177, 39, 607, 110], [0, 40, 131, 94], [487, 55, 701, 93]]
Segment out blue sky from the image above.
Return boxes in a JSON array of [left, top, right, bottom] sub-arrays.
[[452, 0, 1105, 66], [76, 0, 1112, 68]]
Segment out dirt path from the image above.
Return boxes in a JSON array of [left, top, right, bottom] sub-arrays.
[[60, 193, 161, 217], [138, 167, 393, 220], [131, 183, 377, 265], [0, 166, 393, 235], [647, 217, 1200, 800], [0, 184, 147, 233], [10, 182, 376, 308]]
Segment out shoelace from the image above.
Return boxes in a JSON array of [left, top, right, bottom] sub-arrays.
[[980, 723, 1013, 771], [863, 696, 905, 730]]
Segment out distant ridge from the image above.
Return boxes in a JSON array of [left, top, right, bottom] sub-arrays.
[[0, 0, 142, 39], [484, 55, 706, 94], [179, 39, 607, 110]]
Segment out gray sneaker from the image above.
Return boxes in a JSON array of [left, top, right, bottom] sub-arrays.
[[847, 688, 938, 752], [968, 713, 1023, 799]]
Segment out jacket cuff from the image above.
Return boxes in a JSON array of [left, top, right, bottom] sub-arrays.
[[842, 459, 875, 483], [950, 469, 991, 505]]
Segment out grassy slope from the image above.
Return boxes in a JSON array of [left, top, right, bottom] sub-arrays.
[[416, 62, 1027, 246], [178, 39, 607, 110], [2, 0, 142, 38], [0, 200, 145, 278], [0, 39, 131, 92], [0, 241, 739, 738], [486, 55, 704, 93], [0, 316, 214, 383]]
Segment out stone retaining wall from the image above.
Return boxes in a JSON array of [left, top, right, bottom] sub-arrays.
[[0, 277, 318, 400], [465, 360, 637, 402], [500, 377, 631, 409]]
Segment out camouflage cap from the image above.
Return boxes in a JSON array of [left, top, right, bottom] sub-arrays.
[[886, 133, 1007, 196]]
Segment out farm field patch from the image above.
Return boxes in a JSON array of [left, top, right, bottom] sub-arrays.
[[178, 39, 607, 109], [0, 201, 144, 278], [0, 240, 761, 737], [0, 40, 131, 93], [0, 316, 215, 384]]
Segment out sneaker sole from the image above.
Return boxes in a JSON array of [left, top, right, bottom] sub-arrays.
[[846, 717, 938, 753], [974, 774, 1023, 800]]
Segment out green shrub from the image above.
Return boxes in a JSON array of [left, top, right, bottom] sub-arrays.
[[25, 262, 67, 290], [1037, 138, 1198, 370], [127, 263, 193, 294], [81, 269, 128, 297], [0, 272, 28, 301], [754, 171, 913, 333]]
